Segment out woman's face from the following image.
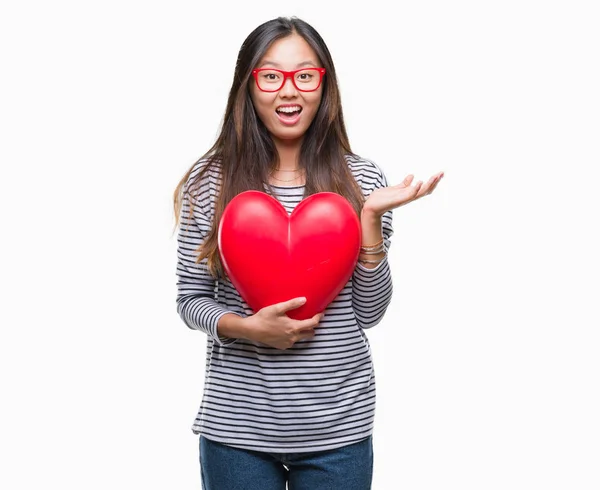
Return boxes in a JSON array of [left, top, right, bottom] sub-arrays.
[[250, 34, 324, 145]]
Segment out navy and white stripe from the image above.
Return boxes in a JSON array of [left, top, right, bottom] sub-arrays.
[[176, 155, 394, 453]]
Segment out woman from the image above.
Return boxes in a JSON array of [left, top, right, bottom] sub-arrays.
[[174, 16, 443, 490]]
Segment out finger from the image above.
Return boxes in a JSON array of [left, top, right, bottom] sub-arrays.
[[414, 182, 434, 201], [397, 174, 414, 188], [296, 328, 316, 342], [427, 175, 443, 195], [429, 172, 444, 192], [296, 313, 323, 330], [412, 181, 423, 198], [420, 176, 436, 196], [275, 297, 307, 315]]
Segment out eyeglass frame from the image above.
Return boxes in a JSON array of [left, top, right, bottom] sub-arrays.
[[251, 67, 327, 93]]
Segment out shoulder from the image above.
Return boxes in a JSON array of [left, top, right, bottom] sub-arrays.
[[185, 157, 223, 216], [188, 157, 223, 187], [344, 154, 389, 194]]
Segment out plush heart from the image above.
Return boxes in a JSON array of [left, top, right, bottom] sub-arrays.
[[218, 191, 361, 320]]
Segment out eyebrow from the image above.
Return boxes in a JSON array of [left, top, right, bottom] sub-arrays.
[[259, 60, 318, 68]]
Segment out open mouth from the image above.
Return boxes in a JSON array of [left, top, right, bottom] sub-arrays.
[[276, 105, 303, 121]]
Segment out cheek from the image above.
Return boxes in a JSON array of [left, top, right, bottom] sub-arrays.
[[304, 93, 323, 118], [251, 94, 276, 121]]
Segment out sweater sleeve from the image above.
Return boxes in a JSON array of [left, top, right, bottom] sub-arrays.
[[175, 171, 239, 346], [351, 163, 394, 329]]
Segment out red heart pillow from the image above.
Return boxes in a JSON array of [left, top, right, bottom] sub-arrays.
[[218, 191, 361, 320]]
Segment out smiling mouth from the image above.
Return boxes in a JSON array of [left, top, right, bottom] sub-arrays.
[[276, 106, 303, 119]]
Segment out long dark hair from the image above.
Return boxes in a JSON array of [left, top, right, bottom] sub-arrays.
[[173, 16, 365, 278]]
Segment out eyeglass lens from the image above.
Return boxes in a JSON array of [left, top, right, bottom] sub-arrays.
[[256, 69, 321, 92]]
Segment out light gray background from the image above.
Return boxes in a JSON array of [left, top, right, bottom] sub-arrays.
[[1, 0, 598, 488]]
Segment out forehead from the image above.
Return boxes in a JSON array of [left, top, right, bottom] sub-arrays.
[[257, 34, 320, 69]]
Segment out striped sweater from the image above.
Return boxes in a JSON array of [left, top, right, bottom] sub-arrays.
[[175, 154, 394, 453]]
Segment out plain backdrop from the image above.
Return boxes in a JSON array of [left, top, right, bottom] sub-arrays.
[[1, 0, 599, 489]]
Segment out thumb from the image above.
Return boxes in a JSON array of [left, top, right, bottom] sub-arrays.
[[276, 297, 307, 315], [395, 174, 414, 189]]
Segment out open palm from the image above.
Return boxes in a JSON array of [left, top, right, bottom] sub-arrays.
[[364, 172, 444, 217]]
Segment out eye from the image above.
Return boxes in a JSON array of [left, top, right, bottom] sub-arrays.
[[259, 71, 281, 82], [295, 69, 321, 85]]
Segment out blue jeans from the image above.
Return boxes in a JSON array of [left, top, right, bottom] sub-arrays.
[[199, 435, 373, 490]]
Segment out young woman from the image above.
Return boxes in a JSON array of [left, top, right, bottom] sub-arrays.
[[174, 16, 443, 490]]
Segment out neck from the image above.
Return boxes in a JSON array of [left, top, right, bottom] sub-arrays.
[[272, 136, 302, 171]]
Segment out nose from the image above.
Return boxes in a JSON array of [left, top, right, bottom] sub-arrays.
[[279, 75, 298, 97]]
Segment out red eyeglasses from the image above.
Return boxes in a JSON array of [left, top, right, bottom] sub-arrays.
[[252, 68, 326, 92]]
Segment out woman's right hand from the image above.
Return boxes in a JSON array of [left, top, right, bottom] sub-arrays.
[[242, 297, 323, 350]]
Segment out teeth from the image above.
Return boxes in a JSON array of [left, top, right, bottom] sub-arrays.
[[276, 106, 302, 113]]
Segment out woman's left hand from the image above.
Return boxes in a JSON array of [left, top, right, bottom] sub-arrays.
[[363, 171, 444, 217]]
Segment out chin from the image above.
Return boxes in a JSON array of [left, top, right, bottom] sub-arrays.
[[269, 127, 308, 142], [275, 132, 305, 141]]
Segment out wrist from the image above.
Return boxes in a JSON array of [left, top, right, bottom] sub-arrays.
[[217, 313, 250, 340], [361, 206, 382, 225], [360, 207, 383, 244]]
